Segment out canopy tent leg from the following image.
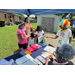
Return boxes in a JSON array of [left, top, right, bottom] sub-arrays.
[[27, 9, 31, 47]]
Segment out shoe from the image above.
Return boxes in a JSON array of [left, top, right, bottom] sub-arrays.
[[19, 48, 22, 51], [19, 48, 24, 51]]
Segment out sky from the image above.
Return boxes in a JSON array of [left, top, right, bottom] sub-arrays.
[[24, 15, 35, 17]]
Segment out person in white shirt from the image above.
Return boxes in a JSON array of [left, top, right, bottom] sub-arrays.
[[46, 19, 72, 48], [35, 26, 44, 43]]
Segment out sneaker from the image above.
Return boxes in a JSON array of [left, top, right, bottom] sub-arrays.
[[19, 48, 24, 51]]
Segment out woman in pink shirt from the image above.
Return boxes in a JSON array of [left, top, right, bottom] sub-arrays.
[[17, 22, 30, 51]]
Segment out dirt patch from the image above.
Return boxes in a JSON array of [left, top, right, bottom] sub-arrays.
[[44, 33, 58, 48]]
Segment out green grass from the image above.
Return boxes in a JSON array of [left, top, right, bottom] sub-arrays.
[[31, 23, 37, 29], [0, 25, 19, 59]]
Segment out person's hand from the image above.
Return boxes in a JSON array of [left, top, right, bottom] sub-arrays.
[[49, 55, 53, 58], [28, 34, 31, 38], [46, 55, 53, 61], [46, 55, 51, 61]]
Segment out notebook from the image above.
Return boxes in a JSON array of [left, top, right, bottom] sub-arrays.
[[44, 46, 56, 53], [38, 42, 47, 46]]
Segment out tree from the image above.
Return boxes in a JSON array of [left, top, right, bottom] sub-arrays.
[[30, 15, 37, 20], [56, 13, 74, 26], [35, 16, 37, 20]]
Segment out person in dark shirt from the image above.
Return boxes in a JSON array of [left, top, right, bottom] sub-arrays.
[[29, 28, 35, 45], [31, 28, 35, 39]]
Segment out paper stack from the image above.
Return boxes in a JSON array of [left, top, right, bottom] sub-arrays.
[[44, 46, 56, 53]]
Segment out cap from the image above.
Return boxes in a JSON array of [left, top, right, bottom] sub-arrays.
[[18, 22, 25, 26]]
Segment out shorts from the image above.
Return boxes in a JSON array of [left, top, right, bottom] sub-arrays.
[[18, 43, 27, 49]]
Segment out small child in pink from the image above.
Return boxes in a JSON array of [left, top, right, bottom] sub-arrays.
[[17, 22, 30, 51]]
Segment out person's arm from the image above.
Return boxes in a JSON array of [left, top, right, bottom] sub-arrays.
[[69, 30, 72, 44], [46, 35, 58, 39], [69, 37, 72, 44], [46, 31, 59, 39], [18, 33, 30, 41], [45, 56, 50, 65], [45, 55, 53, 65], [45, 60, 49, 65]]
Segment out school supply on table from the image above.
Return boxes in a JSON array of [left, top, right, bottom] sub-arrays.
[[35, 44, 42, 48], [41, 52, 50, 58], [24, 50, 32, 55], [15, 54, 37, 65], [36, 55, 46, 64], [44, 46, 56, 53], [27, 47, 34, 52], [26, 44, 38, 52], [38, 42, 47, 46], [33, 58, 43, 65], [25, 54, 38, 65], [38, 37, 47, 46], [41, 51, 56, 59], [31, 44, 38, 50]]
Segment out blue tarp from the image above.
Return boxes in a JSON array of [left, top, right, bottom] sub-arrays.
[[0, 9, 75, 15]]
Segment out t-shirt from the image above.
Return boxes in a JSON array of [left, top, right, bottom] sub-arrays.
[[17, 28, 28, 44], [26, 23, 32, 28], [31, 33, 35, 38], [56, 29, 72, 47], [35, 30, 44, 37]]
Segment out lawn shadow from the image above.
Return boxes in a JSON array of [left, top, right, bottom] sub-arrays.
[[14, 49, 19, 54]]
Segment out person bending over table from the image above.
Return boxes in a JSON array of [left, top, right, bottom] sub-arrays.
[[45, 43, 75, 65], [17, 22, 31, 50]]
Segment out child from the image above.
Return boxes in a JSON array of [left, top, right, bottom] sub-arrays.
[[29, 28, 35, 45], [46, 19, 72, 48], [35, 26, 44, 43], [16, 22, 31, 51], [31, 28, 35, 39]]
